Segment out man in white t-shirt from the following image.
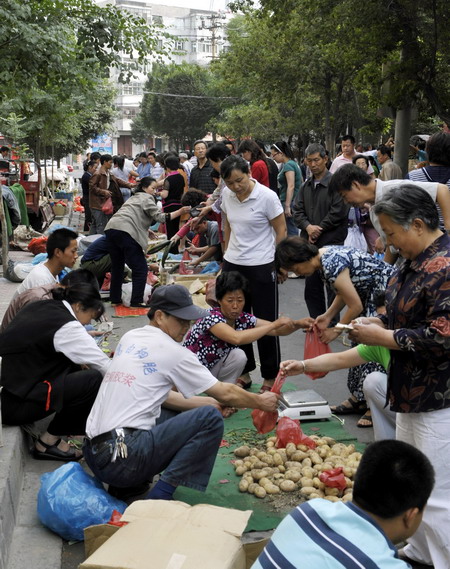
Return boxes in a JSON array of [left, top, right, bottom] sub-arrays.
[[15, 228, 78, 297], [329, 163, 450, 262], [83, 285, 279, 501], [330, 135, 374, 175]]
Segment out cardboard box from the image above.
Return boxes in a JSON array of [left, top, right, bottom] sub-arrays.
[[81, 500, 265, 569]]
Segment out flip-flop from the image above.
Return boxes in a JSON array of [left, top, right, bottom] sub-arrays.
[[258, 384, 273, 394], [357, 413, 373, 428], [331, 398, 368, 415]]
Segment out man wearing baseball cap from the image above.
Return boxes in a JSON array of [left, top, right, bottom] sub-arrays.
[[84, 285, 281, 501]]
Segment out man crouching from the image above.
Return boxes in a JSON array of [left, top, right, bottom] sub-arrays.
[[83, 284, 281, 501]]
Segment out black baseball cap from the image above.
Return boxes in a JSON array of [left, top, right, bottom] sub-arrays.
[[148, 285, 208, 320]]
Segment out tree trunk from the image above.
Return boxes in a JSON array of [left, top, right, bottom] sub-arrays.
[[393, 106, 411, 176]]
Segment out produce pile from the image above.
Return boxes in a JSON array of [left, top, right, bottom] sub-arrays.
[[233, 435, 361, 502]]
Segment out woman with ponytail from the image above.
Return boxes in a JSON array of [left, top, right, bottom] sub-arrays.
[[104, 176, 191, 307]]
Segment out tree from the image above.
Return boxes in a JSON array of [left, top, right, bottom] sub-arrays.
[[133, 63, 222, 149], [0, 0, 168, 158]]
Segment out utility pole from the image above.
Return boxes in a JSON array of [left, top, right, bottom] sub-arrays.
[[198, 12, 226, 59]]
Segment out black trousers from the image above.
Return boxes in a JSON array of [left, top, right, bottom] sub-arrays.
[[1, 369, 103, 436], [222, 260, 280, 379], [304, 270, 337, 323]]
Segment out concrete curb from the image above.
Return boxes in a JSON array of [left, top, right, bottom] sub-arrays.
[[0, 427, 27, 569]]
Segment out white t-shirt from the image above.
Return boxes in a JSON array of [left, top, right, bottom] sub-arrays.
[[15, 263, 58, 297], [330, 154, 374, 175], [370, 179, 438, 243], [86, 325, 218, 437], [221, 180, 283, 266]]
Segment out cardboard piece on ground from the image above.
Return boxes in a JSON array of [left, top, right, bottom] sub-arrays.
[[81, 500, 253, 569]]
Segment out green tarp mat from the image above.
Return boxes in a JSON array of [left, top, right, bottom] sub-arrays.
[[175, 383, 365, 532]]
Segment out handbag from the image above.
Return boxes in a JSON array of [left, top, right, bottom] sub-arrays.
[[101, 196, 113, 215]]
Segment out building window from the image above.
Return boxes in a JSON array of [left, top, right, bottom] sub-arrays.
[[200, 43, 212, 53], [118, 107, 139, 119], [153, 15, 163, 25], [191, 41, 197, 53], [120, 83, 143, 96], [175, 40, 185, 51]]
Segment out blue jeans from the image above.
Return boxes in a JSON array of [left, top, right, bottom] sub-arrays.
[[83, 406, 224, 492]]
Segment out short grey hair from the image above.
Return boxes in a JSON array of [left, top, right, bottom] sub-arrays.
[[373, 184, 439, 230], [305, 143, 326, 158]]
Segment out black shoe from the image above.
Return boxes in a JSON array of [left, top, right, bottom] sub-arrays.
[[129, 303, 149, 308], [33, 438, 82, 462]]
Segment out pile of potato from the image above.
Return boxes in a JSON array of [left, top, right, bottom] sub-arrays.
[[233, 435, 361, 501]]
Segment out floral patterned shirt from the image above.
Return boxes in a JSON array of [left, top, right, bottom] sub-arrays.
[[183, 308, 256, 369], [379, 232, 450, 413], [321, 246, 395, 316]]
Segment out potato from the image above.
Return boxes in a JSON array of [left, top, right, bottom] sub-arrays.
[[344, 477, 353, 488], [266, 484, 281, 494], [234, 445, 251, 458], [286, 443, 297, 456], [318, 446, 331, 459], [309, 492, 322, 499], [321, 437, 336, 446], [272, 452, 283, 466], [344, 487, 353, 495], [285, 469, 301, 482], [233, 459, 244, 467], [248, 483, 259, 494], [235, 466, 247, 476], [259, 477, 272, 488], [325, 487, 340, 497], [267, 437, 277, 444], [309, 451, 323, 465], [285, 461, 302, 470], [342, 492, 352, 502], [301, 466, 316, 478], [249, 448, 259, 456], [239, 479, 249, 492], [251, 469, 265, 480], [302, 458, 312, 468], [280, 480, 296, 492], [300, 486, 316, 496], [297, 444, 309, 451], [266, 441, 275, 448], [343, 466, 354, 478], [312, 477, 325, 490], [277, 450, 288, 463], [277, 465, 286, 473], [244, 460, 253, 469], [300, 476, 314, 488], [324, 495, 340, 502], [291, 451, 308, 462], [254, 486, 267, 498]]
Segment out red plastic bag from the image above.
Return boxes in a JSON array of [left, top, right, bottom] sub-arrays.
[[147, 271, 159, 285], [303, 328, 332, 379], [107, 509, 128, 527], [179, 249, 193, 275], [319, 467, 347, 491], [101, 272, 111, 291], [102, 197, 113, 215], [251, 371, 285, 434], [28, 236, 48, 255], [276, 418, 317, 449]]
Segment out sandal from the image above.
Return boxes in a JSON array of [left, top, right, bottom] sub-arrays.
[[331, 398, 367, 415], [357, 412, 373, 429], [33, 438, 82, 462], [235, 378, 252, 390], [259, 385, 273, 394]]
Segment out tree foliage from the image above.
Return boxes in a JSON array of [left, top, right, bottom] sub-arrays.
[[213, 0, 450, 150], [0, 0, 167, 158], [133, 63, 222, 149]]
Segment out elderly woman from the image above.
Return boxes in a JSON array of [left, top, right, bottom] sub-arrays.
[[351, 185, 450, 568], [220, 155, 287, 391], [276, 236, 394, 426]]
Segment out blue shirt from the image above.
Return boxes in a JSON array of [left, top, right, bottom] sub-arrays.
[[252, 499, 406, 569], [137, 162, 152, 178]]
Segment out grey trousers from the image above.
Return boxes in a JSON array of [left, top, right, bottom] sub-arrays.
[[362, 371, 396, 440], [209, 349, 247, 383]]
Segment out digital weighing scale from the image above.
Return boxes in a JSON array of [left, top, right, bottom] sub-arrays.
[[278, 389, 332, 421]]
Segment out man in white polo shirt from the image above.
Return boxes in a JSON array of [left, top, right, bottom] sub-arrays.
[[83, 285, 279, 501]]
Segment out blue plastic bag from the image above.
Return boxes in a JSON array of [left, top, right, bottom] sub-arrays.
[[200, 261, 220, 274], [37, 462, 127, 541]]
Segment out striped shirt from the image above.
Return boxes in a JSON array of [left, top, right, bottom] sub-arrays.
[[252, 499, 406, 569]]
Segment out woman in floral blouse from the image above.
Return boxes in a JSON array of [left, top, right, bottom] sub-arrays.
[[183, 271, 312, 388], [351, 185, 450, 569]]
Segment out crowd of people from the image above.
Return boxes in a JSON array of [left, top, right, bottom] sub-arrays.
[[0, 130, 449, 568]]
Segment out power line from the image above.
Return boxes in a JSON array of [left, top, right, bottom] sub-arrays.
[[143, 91, 239, 100]]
